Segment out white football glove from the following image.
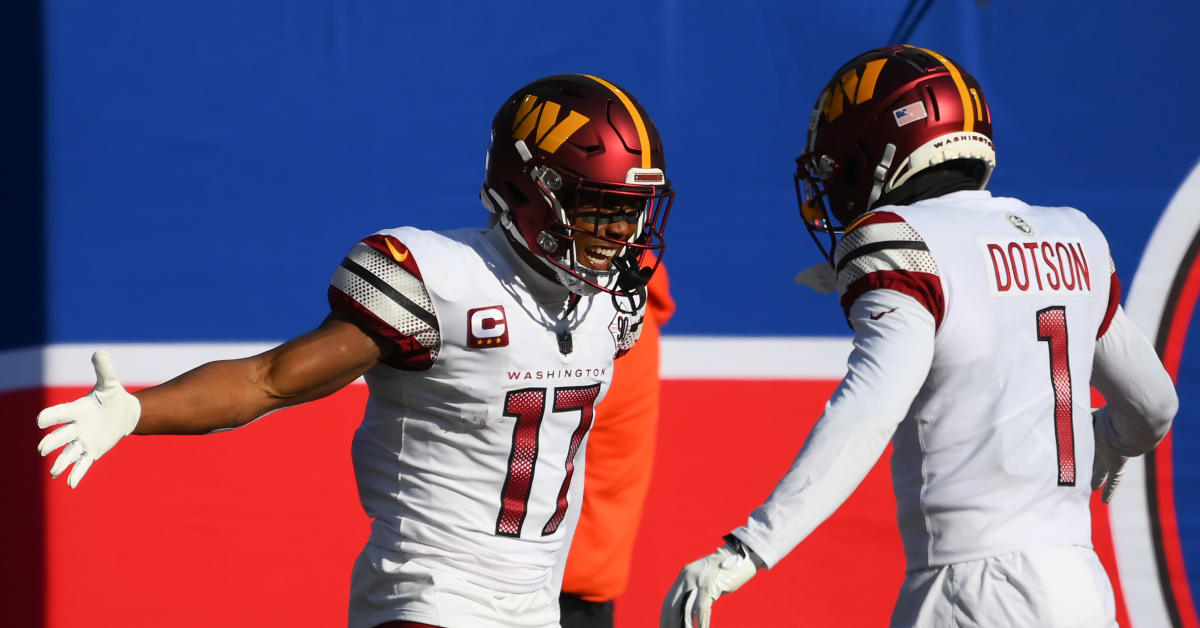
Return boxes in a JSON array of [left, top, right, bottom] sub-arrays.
[[36, 351, 141, 488], [1091, 407, 1129, 504], [661, 537, 761, 628]]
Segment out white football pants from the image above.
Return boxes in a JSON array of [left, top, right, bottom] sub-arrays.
[[890, 545, 1117, 628], [348, 541, 560, 628]]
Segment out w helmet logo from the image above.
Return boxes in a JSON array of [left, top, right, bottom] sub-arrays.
[[823, 58, 887, 122], [511, 95, 591, 154]]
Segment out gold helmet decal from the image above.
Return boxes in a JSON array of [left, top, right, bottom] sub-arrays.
[[823, 58, 887, 122], [511, 95, 591, 153]]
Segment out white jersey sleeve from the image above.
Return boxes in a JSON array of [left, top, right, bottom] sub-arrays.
[[1091, 306, 1178, 455], [328, 233, 441, 369], [731, 288, 935, 568], [732, 211, 944, 567]]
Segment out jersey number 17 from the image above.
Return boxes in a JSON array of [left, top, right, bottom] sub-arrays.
[[495, 384, 600, 537]]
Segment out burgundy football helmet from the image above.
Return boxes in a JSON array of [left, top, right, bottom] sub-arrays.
[[796, 45, 996, 264], [481, 74, 673, 299]]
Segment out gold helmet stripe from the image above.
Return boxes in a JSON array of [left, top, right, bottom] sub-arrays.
[[911, 46, 975, 133], [582, 74, 652, 168]]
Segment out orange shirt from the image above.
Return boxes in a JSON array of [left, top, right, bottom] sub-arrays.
[[561, 266, 675, 601]]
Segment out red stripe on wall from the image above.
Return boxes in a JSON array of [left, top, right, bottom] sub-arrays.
[[40, 385, 372, 628], [1091, 388, 1132, 628], [1155, 246, 1200, 628], [1156, 243, 1200, 624], [1092, 496, 1134, 628], [26, 377, 1150, 627], [619, 379, 904, 627]]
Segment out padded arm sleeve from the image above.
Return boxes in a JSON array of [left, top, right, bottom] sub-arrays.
[[731, 288, 934, 568], [1091, 306, 1178, 456], [328, 234, 441, 370]]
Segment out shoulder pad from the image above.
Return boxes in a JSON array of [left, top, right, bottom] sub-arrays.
[[835, 212, 945, 328], [329, 234, 439, 369]]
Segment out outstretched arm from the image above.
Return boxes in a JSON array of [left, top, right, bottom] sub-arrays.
[[36, 313, 385, 487], [134, 314, 383, 434]]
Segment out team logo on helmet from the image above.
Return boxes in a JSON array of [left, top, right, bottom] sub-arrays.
[[822, 58, 887, 123], [794, 46, 997, 267], [483, 74, 673, 300], [511, 95, 590, 154]]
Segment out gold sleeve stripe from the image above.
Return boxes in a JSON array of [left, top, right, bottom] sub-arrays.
[[913, 46, 975, 133], [582, 74, 652, 168], [844, 212, 877, 233]]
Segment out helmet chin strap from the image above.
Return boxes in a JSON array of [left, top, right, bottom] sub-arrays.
[[610, 254, 650, 314]]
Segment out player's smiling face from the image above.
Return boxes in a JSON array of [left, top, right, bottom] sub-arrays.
[[570, 196, 643, 271]]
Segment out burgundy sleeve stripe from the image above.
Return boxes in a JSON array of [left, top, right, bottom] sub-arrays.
[[363, 234, 423, 280], [327, 288, 434, 370], [840, 270, 945, 328], [1097, 271, 1122, 339], [835, 240, 930, 274], [339, 257, 439, 331]]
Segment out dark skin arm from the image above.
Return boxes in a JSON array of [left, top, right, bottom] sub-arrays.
[[133, 314, 386, 435]]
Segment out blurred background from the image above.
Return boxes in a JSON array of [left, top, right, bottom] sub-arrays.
[[4, 1, 1200, 626]]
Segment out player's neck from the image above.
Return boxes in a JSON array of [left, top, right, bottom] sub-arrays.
[[876, 168, 980, 208], [486, 224, 573, 304]]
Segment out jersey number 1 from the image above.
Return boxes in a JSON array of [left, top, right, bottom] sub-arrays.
[[495, 385, 600, 537], [1036, 306, 1076, 486]]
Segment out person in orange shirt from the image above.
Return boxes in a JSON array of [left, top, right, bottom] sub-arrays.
[[559, 265, 674, 628]]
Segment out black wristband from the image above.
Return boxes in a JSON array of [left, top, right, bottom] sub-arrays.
[[722, 533, 766, 570]]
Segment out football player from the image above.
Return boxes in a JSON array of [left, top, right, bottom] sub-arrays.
[[35, 73, 674, 628], [661, 45, 1178, 628]]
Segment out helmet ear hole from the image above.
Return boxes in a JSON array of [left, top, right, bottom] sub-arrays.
[[843, 155, 860, 188], [843, 140, 874, 189], [924, 86, 941, 120]]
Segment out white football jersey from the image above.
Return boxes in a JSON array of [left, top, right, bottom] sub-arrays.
[[852, 190, 1119, 568], [734, 190, 1122, 571], [328, 225, 644, 593]]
